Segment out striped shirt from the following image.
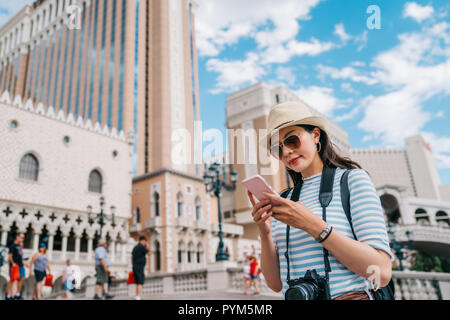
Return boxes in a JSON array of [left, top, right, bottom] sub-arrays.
[[271, 167, 393, 299]]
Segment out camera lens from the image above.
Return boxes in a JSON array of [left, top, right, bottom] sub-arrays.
[[285, 282, 320, 300]]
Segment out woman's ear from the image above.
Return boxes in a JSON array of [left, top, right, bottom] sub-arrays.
[[313, 128, 321, 144]]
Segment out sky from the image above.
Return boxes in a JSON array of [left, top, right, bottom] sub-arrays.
[[1, 0, 449, 185], [194, 0, 450, 186]]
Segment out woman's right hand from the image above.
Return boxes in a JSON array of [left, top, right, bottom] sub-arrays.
[[247, 190, 273, 236]]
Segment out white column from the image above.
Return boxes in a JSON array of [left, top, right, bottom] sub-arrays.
[[33, 233, 40, 252], [1, 230, 8, 246], [48, 233, 54, 260], [110, 241, 116, 262], [88, 237, 93, 261], [75, 236, 81, 261], [62, 236, 68, 261], [121, 241, 127, 264]]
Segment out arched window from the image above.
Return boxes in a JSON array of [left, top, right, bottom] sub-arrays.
[[380, 194, 401, 224], [197, 243, 204, 264], [178, 241, 185, 264], [195, 196, 202, 221], [415, 208, 430, 225], [19, 153, 39, 181], [177, 192, 184, 217], [134, 207, 141, 224], [153, 192, 160, 217], [154, 240, 161, 271], [436, 211, 450, 227], [88, 170, 102, 193], [188, 242, 195, 263]]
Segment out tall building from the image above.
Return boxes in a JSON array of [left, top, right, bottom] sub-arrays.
[[0, 0, 201, 177]]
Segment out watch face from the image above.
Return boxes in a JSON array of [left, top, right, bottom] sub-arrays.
[[320, 231, 327, 238]]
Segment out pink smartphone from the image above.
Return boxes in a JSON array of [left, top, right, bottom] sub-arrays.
[[242, 175, 278, 201]]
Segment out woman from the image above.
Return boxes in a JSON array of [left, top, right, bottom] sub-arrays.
[[29, 243, 51, 300], [62, 259, 75, 299], [248, 101, 392, 300], [249, 255, 261, 296], [243, 254, 251, 295]]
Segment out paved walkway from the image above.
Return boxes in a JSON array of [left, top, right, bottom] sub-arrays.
[[73, 290, 282, 300]]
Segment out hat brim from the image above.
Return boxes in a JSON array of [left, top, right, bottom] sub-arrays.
[[262, 116, 327, 152]]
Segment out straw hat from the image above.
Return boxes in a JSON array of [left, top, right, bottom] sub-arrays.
[[262, 101, 327, 151]]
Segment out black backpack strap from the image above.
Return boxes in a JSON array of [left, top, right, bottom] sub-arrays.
[[319, 166, 336, 282], [340, 169, 357, 240], [281, 180, 303, 283]]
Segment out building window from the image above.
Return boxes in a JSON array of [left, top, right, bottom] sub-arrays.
[[10, 120, 18, 129], [436, 211, 449, 227], [19, 153, 39, 181], [88, 169, 102, 193], [153, 192, 160, 217], [415, 208, 430, 225], [154, 240, 161, 271], [177, 192, 184, 217], [195, 196, 201, 220], [134, 207, 141, 224], [197, 243, 204, 264], [178, 241, 185, 264]]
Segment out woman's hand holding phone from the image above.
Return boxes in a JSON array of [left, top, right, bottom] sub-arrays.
[[247, 190, 273, 236]]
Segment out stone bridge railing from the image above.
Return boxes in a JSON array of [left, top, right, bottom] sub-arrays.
[[46, 264, 450, 300]]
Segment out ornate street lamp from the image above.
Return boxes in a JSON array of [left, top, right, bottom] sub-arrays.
[[87, 195, 116, 241], [387, 222, 414, 271], [203, 161, 238, 261]]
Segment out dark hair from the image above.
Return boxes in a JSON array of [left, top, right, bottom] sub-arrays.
[[139, 235, 147, 242], [285, 125, 362, 186]]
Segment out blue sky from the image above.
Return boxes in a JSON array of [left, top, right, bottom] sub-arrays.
[[1, 0, 449, 185], [195, 0, 450, 185]]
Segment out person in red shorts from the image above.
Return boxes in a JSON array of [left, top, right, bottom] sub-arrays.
[[249, 255, 261, 295]]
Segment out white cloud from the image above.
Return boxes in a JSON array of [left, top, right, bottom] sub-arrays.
[[317, 64, 378, 85], [205, 53, 266, 94], [275, 66, 296, 87], [354, 30, 368, 52], [295, 86, 347, 117], [358, 22, 450, 145], [195, 0, 322, 57], [333, 23, 351, 42], [403, 2, 434, 23]]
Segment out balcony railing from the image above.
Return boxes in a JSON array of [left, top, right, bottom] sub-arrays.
[[145, 216, 162, 229]]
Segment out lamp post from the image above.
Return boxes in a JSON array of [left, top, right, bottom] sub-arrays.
[[87, 195, 116, 241], [203, 161, 238, 261], [387, 222, 414, 271]]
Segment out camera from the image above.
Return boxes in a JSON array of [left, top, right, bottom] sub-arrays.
[[284, 269, 331, 300]]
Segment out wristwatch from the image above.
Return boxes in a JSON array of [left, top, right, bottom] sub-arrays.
[[316, 223, 333, 243]]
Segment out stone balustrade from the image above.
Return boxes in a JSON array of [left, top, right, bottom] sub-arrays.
[[46, 267, 450, 300]]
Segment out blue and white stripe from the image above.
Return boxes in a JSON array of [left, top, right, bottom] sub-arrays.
[[271, 167, 392, 299]]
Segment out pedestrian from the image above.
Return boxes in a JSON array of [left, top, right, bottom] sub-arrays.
[[249, 255, 260, 295], [132, 235, 151, 300], [243, 254, 252, 295], [7, 233, 27, 300], [61, 259, 75, 299], [30, 243, 51, 300], [93, 239, 113, 300], [249, 101, 392, 300]]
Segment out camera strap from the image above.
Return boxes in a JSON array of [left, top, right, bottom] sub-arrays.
[[283, 166, 336, 283]]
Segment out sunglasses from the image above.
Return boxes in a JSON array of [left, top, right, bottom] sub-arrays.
[[270, 133, 303, 158]]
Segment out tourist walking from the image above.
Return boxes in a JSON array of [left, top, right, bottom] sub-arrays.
[[93, 239, 113, 299], [243, 254, 252, 295], [61, 259, 75, 299], [30, 243, 51, 300], [132, 235, 151, 300], [7, 233, 27, 300]]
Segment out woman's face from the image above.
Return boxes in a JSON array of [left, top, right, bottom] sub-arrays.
[[271, 126, 320, 172]]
